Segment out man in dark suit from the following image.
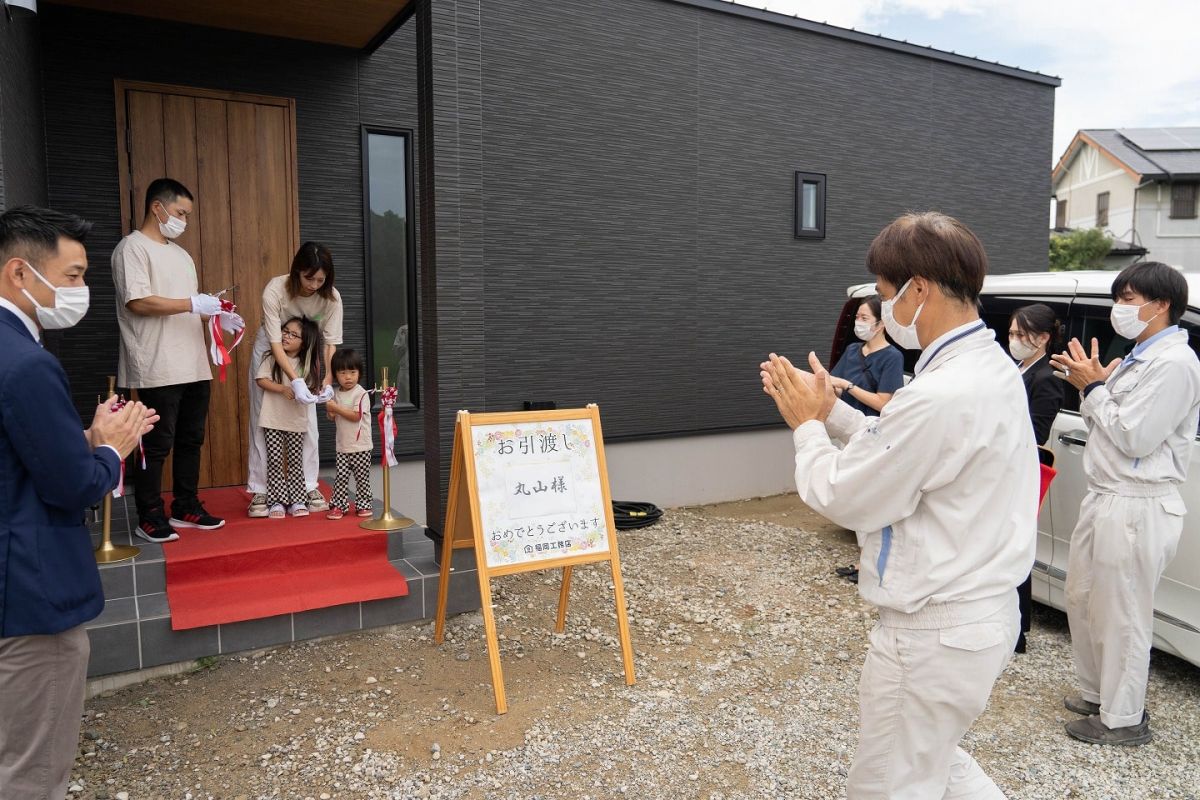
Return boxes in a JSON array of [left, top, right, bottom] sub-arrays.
[[0, 206, 156, 798]]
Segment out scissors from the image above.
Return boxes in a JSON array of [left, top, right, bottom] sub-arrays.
[[212, 284, 239, 298]]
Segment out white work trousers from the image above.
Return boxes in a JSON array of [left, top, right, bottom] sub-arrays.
[[1065, 490, 1184, 728], [246, 327, 320, 494], [848, 595, 1017, 800]]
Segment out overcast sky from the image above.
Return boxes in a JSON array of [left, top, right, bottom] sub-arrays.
[[737, 0, 1200, 166]]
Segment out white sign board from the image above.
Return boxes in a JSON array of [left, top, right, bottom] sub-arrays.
[[471, 419, 610, 568]]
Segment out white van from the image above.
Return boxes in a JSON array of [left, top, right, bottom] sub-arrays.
[[836, 271, 1200, 669]]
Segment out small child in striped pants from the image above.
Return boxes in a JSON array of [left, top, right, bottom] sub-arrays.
[[323, 348, 373, 519]]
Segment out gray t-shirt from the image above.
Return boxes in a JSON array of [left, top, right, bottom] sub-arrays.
[[112, 231, 211, 388]]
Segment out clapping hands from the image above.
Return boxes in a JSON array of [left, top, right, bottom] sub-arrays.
[[760, 352, 837, 429]]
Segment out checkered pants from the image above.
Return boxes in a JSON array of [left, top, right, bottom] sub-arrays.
[[331, 451, 373, 511], [263, 428, 306, 508]]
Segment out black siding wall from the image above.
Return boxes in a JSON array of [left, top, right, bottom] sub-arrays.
[[0, 8, 48, 209], [428, 0, 1054, 441], [38, 5, 424, 458]]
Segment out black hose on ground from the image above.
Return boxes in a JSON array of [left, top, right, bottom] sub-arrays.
[[612, 501, 663, 529]]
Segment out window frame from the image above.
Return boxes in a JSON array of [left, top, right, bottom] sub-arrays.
[[1095, 191, 1110, 228], [1170, 182, 1198, 220], [794, 171, 826, 240], [1054, 197, 1068, 229], [360, 125, 419, 410]]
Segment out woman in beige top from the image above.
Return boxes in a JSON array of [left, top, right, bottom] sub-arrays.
[[246, 242, 344, 518]]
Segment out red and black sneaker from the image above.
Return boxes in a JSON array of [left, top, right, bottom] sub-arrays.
[[135, 513, 180, 543], [169, 503, 226, 531]]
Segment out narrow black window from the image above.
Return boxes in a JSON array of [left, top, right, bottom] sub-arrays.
[[794, 172, 826, 239], [1170, 183, 1198, 219], [363, 128, 416, 405], [1096, 191, 1109, 228], [1055, 198, 1068, 228]]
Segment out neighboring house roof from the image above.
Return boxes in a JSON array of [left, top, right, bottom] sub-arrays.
[[1053, 127, 1200, 186], [672, 1, 1062, 86]]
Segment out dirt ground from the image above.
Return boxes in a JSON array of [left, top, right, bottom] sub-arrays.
[[72, 495, 1200, 800]]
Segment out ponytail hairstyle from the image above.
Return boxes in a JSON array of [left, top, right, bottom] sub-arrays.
[[1011, 303, 1063, 351], [271, 316, 325, 392]]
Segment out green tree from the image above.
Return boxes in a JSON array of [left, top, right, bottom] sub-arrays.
[[1048, 228, 1113, 271]]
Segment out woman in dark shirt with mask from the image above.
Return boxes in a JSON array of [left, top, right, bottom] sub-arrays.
[[828, 295, 904, 583], [830, 295, 904, 415], [1008, 303, 1065, 653]]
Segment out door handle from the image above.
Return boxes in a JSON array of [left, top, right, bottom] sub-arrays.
[[1058, 433, 1088, 447]]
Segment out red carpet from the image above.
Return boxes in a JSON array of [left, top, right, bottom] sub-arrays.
[[162, 486, 409, 630]]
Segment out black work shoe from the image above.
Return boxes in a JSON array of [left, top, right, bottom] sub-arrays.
[[170, 503, 226, 531], [1065, 712, 1152, 746], [135, 514, 180, 543], [1064, 695, 1101, 716]]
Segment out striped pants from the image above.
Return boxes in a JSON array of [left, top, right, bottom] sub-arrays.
[[263, 428, 306, 508], [331, 450, 373, 511]]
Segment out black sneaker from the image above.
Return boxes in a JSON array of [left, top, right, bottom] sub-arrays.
[[169, 503, 226, 531], [136, 514, 180, 543]]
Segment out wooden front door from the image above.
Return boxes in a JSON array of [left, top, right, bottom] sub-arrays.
[[116, 81, 300, 488]]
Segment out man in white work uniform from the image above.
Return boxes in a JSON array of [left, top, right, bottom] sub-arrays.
[[761, 211, 1038, 798], [1050, 261, 1200, 745]]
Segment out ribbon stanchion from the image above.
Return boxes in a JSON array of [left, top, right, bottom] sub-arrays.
[[360, 366, 415, 532], [95, 375, 140, 565]]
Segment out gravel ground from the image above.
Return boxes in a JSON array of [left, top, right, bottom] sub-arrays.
[[73, 497, 1200, 799]]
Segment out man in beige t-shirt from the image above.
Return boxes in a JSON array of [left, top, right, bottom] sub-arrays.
[[112, 178, 243, 542]]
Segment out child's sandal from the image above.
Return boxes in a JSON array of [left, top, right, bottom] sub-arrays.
[[267, 503, 286, 519], [326, 508, 345, 520], [355, 506, 374, 518]]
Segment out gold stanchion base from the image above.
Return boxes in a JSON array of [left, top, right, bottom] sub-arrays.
[[95, 542, 141, 564], [360, 510, 415, 532]]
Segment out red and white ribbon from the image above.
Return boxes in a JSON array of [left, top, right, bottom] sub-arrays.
[[208, 298, 246, 383], [377, 386, 398, 468]]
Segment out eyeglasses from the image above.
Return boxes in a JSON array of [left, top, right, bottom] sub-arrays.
[[281, 330, 301, 341]]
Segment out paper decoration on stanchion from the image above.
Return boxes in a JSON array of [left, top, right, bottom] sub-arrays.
[[95, 375, 140, 565], [360, 366, 414, 532], [434, 404, 636, 714]]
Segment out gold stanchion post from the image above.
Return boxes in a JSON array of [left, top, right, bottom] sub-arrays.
[[95, 376, 140, 564], [360, 366, 415, 531]]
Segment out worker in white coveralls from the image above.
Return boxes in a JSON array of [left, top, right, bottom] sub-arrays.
[[761, 212, 1038, 799], [1049, 261, 1200, 746]]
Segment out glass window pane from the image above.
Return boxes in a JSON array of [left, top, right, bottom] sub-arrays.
[[802, 182, 818, 230], [366, 132, 412, 404]]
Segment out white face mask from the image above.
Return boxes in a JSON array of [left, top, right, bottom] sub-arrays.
[[155, 203, 187, 239], [20, 261, 90, 330], [881, 279, 924, 350], [854, 320, 879, 342], [1110, 302, 1159, 340], [1008, 338, 1040, 362]]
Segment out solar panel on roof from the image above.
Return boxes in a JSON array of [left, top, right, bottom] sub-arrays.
[[1118, 127, 1200, 151]]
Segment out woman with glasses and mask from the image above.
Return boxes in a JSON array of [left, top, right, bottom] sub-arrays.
[[829, 295, 904, 415], [828, 295, 904, 583]]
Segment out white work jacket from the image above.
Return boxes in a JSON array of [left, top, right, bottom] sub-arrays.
[[792, 322, 1039, 626], [1080, 327, 1200, 496]]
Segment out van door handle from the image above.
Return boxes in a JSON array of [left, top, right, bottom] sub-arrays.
[[1058, 433, 1088, 447]]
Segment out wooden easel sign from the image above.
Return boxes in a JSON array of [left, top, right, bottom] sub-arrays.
[[433, 405, 636, 714]]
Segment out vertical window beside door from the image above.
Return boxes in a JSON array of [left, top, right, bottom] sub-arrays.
[[363, 129, 416, 406]]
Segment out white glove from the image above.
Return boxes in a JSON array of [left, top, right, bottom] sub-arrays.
[[316, 385, 335, 403], [290, 378, 318, 405], [218, 311, 245, 334], [190, 294, 223, 316]]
